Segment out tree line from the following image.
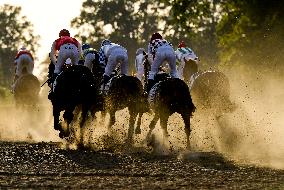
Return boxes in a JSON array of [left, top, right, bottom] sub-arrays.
[[0, 0, 283, 86]]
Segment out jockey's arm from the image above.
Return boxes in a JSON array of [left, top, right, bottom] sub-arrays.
[[50, 41, 57, 64], [175, 49, 183, 62]]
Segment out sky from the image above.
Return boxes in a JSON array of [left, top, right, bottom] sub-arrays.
[[0, 0, 83, 62]]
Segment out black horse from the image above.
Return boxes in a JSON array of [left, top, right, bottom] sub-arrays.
[[183, 59, 234, 114], [138, 53, 195, 149], [49, 64, 98, 139], [14, 71, 40, 107]]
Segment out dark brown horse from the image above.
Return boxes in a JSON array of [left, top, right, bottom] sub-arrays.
[[104, 75, 147, 144], [138, 53, 195, 149], [14, 73, 40, 107], [90, 56, 148, 145]]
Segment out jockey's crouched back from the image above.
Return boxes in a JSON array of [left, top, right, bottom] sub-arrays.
[[12, 47, 34, 91], [146, 32, 179, 93], [98, 39, 128, 92]]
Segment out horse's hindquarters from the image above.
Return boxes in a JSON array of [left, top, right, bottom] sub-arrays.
[[149, 78, 194, 114], [14, 74, 40, 106], [190, 71, 232, 112], [106, 75, 145, 112]]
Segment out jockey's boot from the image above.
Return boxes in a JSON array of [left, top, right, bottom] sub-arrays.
[[100, 75, 111, 94], [47, 73, 58, 100], [147, 79, 155, 93]]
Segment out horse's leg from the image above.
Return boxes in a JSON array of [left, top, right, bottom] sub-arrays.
[[108, 109, 116, 130], [160, 112, 170, 143], [144, 113, 159, 144], [181, 112, 191, 150], [135, 112, 143, 134], [80, 104, 90, 128], [126, 108, 138, 145], [78, 104, 91, 147], [101, 110, 107, 124], [61, 106, 75, 138], [53, 106, 61, 131]]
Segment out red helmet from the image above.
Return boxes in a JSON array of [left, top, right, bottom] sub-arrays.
[[178, 41, 186, 48], [59, 29, 70, 37], [150, 32, 163, 42]]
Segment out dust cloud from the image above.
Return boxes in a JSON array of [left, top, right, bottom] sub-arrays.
[[0, 91, 61, 142], [183, 63, 284, 169], [78, 63, 284, 170], [214, 64, 284, 169], [1, 58, 284, 170]]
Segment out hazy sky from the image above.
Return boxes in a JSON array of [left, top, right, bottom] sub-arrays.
[[0, 0, 83, 62]]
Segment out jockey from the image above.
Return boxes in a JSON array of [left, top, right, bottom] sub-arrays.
[[50, 29, 82, 80], [146, 32, 179, 92], [13, 47, 34, 84], [82, 43, 99, 71], [99, 39, 128, 85], [135, 48, 145, 81], [175, 41, 198, 79]]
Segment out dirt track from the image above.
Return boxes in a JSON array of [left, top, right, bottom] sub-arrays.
[[0, 141, 283, 189]]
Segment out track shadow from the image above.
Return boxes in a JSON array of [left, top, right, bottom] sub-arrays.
[[60, 149, 123, 170], [180, 151, 238, 170]]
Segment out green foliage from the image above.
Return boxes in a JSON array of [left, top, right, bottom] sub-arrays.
[[71, 0, 284, 74], [71, 0, 166, 73], [216, 0, 284, 72], [163, 0, 284, 73], [164, 0, 221, 66], [0, 4, 39, 86]]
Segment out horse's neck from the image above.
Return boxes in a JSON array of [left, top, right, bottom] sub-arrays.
[[188, 70, 197, 79]]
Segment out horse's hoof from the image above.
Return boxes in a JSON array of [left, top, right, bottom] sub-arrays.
[[54, 124, 60, 131], [76, 142, 85, 149], [142, 135, 155, 147], [59, 130, 70, 139], [135, 127, 141, 134], [59, 131, 65, 139]]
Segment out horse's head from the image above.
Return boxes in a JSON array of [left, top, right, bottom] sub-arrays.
[[183, 58, 199, 83]]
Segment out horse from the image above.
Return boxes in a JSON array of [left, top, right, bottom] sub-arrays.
[[183, 59, 234, 114], [14, 70, 40, 107], [49, 64, 98, 139], [91, 59, 148, 145], [138, 53, 195, 149]]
